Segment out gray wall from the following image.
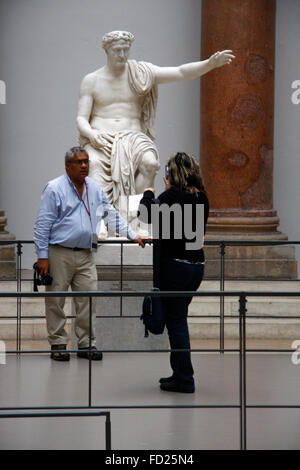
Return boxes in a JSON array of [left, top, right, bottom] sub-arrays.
[[274, 0, 300, 265], [0, 0, 201, 265], [0, 0, 299, 269]]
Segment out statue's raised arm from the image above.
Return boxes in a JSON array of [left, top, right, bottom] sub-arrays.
[[152, 50, 235, 84]]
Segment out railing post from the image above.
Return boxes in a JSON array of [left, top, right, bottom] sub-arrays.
[[105, 412, 112, 450], [88, 295, 92, 408], [220, 241, 225, 353], [120, 242, 123, 317], [16, 242, 23, 354], [239, 292, 247, 450]]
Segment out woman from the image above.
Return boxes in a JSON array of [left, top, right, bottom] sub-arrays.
[[139, 152, 209, 393]]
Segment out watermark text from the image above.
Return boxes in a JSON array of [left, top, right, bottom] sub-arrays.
[[291, 340, 300, 365], [0, 340, 6, 365], [0, 80, 6, 104], [291, 80, 300, 105]]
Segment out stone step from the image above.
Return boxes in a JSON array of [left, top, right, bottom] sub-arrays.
[[188, 280, 300, 339], [0, 320, 72, 341], [1, 280, 300, 341], [0, 280, 72, 340], [189, 318, 300, 340]]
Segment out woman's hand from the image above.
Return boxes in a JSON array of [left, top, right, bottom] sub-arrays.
[[163, 177, 171, 190], [144, 187, 155, 195]]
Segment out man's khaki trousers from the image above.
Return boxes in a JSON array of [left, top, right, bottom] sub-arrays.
[[45, 245, 98, 347]]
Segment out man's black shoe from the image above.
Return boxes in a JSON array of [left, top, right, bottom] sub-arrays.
[[160, 379, 195, 393], [50, 344, 70, 362], [77, 346, 103, 361], [159, 375, 175, 384]]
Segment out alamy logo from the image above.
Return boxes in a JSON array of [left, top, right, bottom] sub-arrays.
[[291, 80, 300, 105], [0, 340, 6, 365], [291, 340, 300, 365], [96, 202, 205, 250], [0, 80, 6, 104], [137, 203, 204, 250]]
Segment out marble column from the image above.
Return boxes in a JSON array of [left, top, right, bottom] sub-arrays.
[[0, 209, 16, 278], [200, 0, 297, 278]]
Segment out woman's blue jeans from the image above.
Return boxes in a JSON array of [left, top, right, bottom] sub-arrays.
[[159, 258, 204, 385]]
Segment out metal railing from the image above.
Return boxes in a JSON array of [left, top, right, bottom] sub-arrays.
[[1, 239, 300, 449], [0, 409, 111, 450], [1, 238, 300, 353], [1, 287, 300, 449]]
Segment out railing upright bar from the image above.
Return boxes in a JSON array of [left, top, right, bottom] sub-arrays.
[[120, 242, 123, 317], [88, 296, 92, 408], [16, 242, 23, 353], [220, 241, 225, 354], [239, 293, 247, 450], [243, 295, 247, 451], [105, 413, 112, 450]]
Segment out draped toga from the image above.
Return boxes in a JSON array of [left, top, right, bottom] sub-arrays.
[[78, 60, 159, 210]]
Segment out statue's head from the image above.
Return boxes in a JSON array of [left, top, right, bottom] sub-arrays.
[[102, 31, 134, 51], [102, 31, 134, 66]]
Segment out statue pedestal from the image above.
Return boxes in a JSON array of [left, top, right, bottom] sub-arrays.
[[0, 210, 16, 279], [203, 215, 297, 279], [85, 243, 168, 351]]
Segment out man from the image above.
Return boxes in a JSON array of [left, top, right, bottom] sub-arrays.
[[34, 146, 145, 361], [77, 30, 234, 218]]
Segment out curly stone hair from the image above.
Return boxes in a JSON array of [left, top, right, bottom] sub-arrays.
[[102, 30, 134, 51]]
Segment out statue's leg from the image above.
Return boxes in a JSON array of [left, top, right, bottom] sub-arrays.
[[84, 144, 113, 238], [135, 150, 160, 194], [84, 144, 114, 203]]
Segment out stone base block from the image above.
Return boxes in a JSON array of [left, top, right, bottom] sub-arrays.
[[0, 219, 16, 278], [203, 244, 297, 279], [83, 244, 169, 351], [91, 277, 168, 351], [0, 261, 16, 279], [95, 241, 153, 266], [0, 243, 16, 279]]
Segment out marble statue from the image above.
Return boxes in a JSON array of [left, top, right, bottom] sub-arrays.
[[77, 30, 234, 232]]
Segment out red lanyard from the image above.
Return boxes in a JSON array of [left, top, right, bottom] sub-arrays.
[[77, 182, 91, 221]]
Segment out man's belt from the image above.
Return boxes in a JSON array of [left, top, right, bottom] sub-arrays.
[[50, 244, 86, 251]]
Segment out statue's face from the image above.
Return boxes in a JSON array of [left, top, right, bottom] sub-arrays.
[[106, 40, 131, 65]]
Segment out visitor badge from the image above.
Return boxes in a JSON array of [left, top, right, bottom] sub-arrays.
[[91, 233, 98, 252]]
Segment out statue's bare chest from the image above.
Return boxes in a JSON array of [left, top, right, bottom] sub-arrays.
[[93, 73, 138, 106]]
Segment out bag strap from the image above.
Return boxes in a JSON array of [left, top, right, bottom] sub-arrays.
[[33, 262, 39, 292], [153, 198, 160, 288]]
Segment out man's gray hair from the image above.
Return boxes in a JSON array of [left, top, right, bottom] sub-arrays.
[[102, 30, 134, 51], [65, 146, 87, 163]]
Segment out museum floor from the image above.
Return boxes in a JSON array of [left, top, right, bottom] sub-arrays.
[[0, 340, 300, 450]]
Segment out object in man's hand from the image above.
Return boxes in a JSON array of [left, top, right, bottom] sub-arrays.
[[33, 262, 53, 291]]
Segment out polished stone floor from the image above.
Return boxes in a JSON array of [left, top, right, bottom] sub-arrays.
[[0, 349, 300, 450]]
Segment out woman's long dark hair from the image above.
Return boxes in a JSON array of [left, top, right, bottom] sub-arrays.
[[167, 152, 206, 195]]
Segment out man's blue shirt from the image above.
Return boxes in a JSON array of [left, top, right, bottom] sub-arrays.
[[34, 174, 137, 258]]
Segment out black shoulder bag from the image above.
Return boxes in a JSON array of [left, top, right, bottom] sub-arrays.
[[140, 199, 165, 337]]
